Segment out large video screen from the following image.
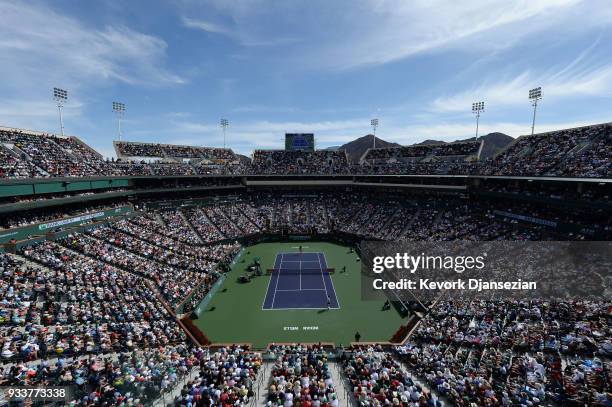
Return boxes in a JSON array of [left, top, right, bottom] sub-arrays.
[[285, 133, 315, 151]]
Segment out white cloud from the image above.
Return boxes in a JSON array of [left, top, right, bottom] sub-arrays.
[[182, 16, 301, 47], [182, 17, 234, 36], [324, 0, 583, 69], [0, 99, 84, 134], [185, 0, 611, 70], [0, 1, 184, 93], [0, 1, 184, 140], [430, 59, 612, 113]]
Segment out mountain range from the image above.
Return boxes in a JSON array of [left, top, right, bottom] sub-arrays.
[[325, 132, 513, 163]]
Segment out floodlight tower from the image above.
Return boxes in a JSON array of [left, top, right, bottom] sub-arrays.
[[112, 102, 125, 141], [370, 118, 379, 149], [472, 101, 485, 138], [529, 87, 542, 136], [220, 118, 229, 149], [53, 87, 68, 136]]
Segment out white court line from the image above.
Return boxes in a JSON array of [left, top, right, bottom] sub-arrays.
[[262, 251, 341, 311], [270, 253, 284, 309], [261, 253, 282, 310], [317, 252, 329, 303], [262, 306, 340, 311], [321, 252, 341, 309], [299, 257, 302, 290], [275, 288, 327, 292]]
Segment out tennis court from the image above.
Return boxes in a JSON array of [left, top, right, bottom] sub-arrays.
[[262, 252, 340, 310], [194, 241, 406, 347]]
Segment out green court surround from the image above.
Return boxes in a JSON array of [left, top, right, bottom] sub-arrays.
[[192, 241, 406, 348]]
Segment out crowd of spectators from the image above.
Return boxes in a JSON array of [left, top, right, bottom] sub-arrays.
[[182, 208, 228, 242], [362, 141, 481, 162], [172, 345, 262, 406], [0, 123, 612, 178], [2, 123, 611, 178], [0, 145, 42, 178], [1, 187, 611, 406], [0, 202, 256, 405], [479, 122, 611, 177], [0, 344, 199, 405], [150, 162, 197, 176], [0, 202, 129, 231], [3, 190, 609, 248], [0, 190, 130, 208], [219, 205, 261, 235], [193, 163, 239, 175], [2, 244, 184, 360], [0, 300, 261, 407], [59, 224, 225, 308], [201, 206, 244, 239], [474, 181, 612, 206], [548, 133, 611, 178], [109, 160, 153, 176], [161, 195, 607, 241], [353, 161, 476, 176], [0, 130, 246, 178], [110, 216, 240, 273], [267, 344, 339, 406], [397, 298, 611, 406], [115, 141, 236, 161], [0, 130, 98, 177], [251, 150, 350, 175], [342, 345, 441, 406], [157, 211, 203, 244]]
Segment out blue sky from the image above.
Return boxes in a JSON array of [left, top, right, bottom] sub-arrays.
[[1, 0, 612, 157]]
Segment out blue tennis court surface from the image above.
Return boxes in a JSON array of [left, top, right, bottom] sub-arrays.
[[262, 252, 340, 310]]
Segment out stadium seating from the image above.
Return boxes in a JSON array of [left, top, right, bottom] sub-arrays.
[[0, 189, 610, 406], [122, 214, 200, 246], [0, 144, 42, 178], [4, 192, 608, 242], [0, 118, 611, 406], [172, 345, 262, 406], [0, 129, 98, 177], [267, 344, 338, 406], [251, 150, 350, 174], [0, 202, 129, 230], [1, 122, 611, 178], [114, 141, 236, 161], [361, 140, 482, 162], [5, 244, 185, 357], [398, 298, 611, 406], [479, 122, 611, 177], [358, 140, 482, 175], [343, 345, 441, 406]]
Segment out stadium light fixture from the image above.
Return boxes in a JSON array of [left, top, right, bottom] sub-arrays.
[[53, 87, 68, 137], [370, 118, 379, 149], [529, 87, 542, 136], [472, 101, 485, 138], [220, 118, 229, 149], [112, 102, 126, 141]]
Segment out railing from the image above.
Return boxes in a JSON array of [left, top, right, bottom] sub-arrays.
[[152, 365, 201, 406]]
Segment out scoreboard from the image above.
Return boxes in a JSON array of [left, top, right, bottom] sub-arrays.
[[285, 133, 314, 152]]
